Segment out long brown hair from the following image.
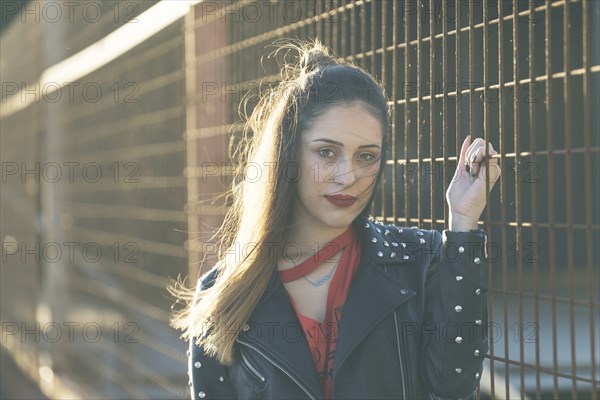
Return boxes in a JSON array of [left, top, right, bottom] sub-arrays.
[[168, 38, 391, 366]]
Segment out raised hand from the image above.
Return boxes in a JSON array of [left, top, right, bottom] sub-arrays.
[[446, 136, 501, 231]]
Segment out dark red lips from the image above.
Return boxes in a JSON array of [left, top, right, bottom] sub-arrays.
[[325, 194, 357, 207]]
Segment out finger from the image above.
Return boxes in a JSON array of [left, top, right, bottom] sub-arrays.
[[470, 147, 482, 176], [476, 154, 501, 181], [466, 137, 484, 154], [458, 135, 472, 174], [479, 161, 502, 188], [465, 138, 485, 172], [471, 142, 498, 175]]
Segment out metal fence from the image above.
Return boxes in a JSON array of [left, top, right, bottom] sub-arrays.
[[1, 0, 598, 399], [1, 1, 190, 398]]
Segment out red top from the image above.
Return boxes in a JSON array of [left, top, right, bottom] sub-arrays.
[[278, 225, 361, 399]]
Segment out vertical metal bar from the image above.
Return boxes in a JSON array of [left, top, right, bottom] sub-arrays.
[[469, 0, 475, 149], [563, 1, 578, 398], [324, 0, 330, 47], [429, 0, 435, 231], [417, 0, 423, 227], [327, 0, 332, 46], [321, 0, 334, 45], [489, 0, 509, 398], [404, 0, 410, 224], [528, 1, 542, 398], [361, 0, 366, 68], [545, 0, 559, 397], [469, 4, 496, 398], [351, 0, 356, 56], [340, 0, 346, 55], [312, 0, 319, 40], [512, 1, 526, 397], [324, 0, 338, 52], [184, 4, 200, 279], [392, 0, 397, 224], [582, 1, 598, 398], [442, 0, 448, 232], [232, 1, 238, 122], [455, 0, 460, 162], [371, 1, 376, 85], [369, 0, 377, 217], [317, 0, 323, 41], [380, 0, 386, 221], [336, 0, 340, 47]]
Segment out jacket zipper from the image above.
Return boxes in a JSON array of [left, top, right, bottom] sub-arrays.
[[237, 339, 318, 400], [240, 348, 266, 383], [384, 265, 407, 400]]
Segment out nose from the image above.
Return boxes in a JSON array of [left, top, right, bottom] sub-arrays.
[[332, 157, 357, 186]]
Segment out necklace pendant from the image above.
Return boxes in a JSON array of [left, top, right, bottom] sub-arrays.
[[313, 274, 331, 287]]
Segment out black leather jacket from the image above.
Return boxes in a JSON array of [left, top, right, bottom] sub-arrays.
[[188, 215, 489, 399]]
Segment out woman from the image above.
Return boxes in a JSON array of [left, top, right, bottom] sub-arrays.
[[170, 39, 501, 400]]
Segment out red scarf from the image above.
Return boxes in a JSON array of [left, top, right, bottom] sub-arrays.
[[278, 224, 361, 399]]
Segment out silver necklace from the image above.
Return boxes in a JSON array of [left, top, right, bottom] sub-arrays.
[[302, 262, 339, 287]]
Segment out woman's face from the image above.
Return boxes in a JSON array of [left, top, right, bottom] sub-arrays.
[[293, 102, 384, 230]]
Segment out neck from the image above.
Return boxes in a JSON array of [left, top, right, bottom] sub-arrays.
[[279, 211, 352, 268]]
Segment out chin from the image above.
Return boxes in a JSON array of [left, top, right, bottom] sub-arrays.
[[320, 209, 360, 228]]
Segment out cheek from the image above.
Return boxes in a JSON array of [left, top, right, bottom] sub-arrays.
[[359, 163, 380, 184]]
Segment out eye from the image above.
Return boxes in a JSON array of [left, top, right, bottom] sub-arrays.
[[318, 149, 335, 158], [358, 153, 378, 162]]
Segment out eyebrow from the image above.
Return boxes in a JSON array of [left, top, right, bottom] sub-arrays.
[[311, 138, 381, 149]]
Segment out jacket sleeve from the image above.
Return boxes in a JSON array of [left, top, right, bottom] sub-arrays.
[[188, 269, 237, 400], [419, 228, 489, 399]]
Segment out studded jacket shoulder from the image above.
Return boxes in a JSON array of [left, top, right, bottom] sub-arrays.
[[187, 215, 489, 400]]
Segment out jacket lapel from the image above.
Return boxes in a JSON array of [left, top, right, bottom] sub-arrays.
[[331, 249, 416, 380], [332, 216, 418, 379], [237, 269, 325, 399]]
